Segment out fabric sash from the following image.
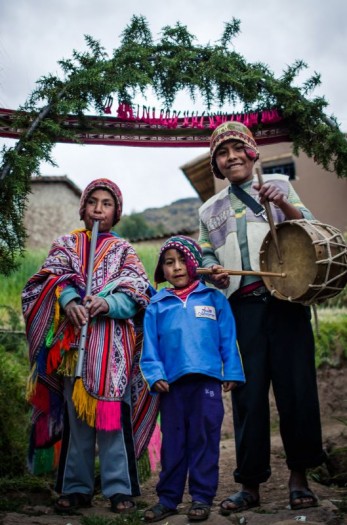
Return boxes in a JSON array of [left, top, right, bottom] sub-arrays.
[[229, 183, 265, 217]]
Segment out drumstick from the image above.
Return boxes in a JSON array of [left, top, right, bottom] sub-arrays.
[[257, 172, 283, 264], [197, 268, 286, 278]]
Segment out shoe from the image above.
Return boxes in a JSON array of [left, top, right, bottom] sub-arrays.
[[144, 502, 178, 522], [220, 490, 260, 515], [54, 493, 92, 514], [110, 493, 137, 513], [290, 488, 318, 510], [188, 501, 211, 521]]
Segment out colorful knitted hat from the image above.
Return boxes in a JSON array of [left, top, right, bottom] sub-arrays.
[[154, 235, 202, 285], [210, 121, 260, 179], [79, 178, 123, 225]]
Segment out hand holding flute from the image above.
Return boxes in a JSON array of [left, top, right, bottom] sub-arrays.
[[64, 296, 109, 330]]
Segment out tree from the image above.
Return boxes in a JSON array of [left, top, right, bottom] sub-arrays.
[[116, 213, 156, 240], [1, 15, 347, 275]]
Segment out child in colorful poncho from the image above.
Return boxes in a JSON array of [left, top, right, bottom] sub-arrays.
[[22, 178, 157, 514]]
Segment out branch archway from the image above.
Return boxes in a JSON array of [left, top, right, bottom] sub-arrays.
[[1, 15, 346, 275]]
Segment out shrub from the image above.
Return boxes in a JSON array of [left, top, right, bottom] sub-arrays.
[[0, 343, 31, 477], [314, 310, 347, 368]]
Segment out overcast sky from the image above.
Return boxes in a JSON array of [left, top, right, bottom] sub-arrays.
[[1, 0, 346, 214]]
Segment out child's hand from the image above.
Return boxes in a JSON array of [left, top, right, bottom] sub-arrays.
[[209, 265, 230, 289], [84, 295, 109, 317], [153, 380, 170, 393], [64, 300, 89, 333], [253, 181, 287, 206], [223, 381, 238, 392], [252, 182, 303, 219]]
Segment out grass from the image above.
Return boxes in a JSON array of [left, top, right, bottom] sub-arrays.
[[134, 243, 161, 286], [0, 243, 161, 328], [0, 249, 48, 316], [317, 307, 347, 322], [0, 474, 54, 511]]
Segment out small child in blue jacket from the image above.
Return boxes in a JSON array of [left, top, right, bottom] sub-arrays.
[[140, 235, 245, 523]]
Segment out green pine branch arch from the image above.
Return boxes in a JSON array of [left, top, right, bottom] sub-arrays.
[[1, 15, 346, 275]]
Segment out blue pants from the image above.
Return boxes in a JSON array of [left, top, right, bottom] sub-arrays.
[[229, 293, 325, 486], [157, 376, 224, 509], [56, 377, 139, 498]]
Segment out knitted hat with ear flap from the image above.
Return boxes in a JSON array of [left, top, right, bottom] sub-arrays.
[[154, 235, 202, 285], [79, 178, 123, 225], [210, 121, 260, 179]]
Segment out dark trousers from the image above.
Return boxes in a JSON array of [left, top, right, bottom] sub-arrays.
[[229, 293, 325, 486], [157, 376, 224, 508]]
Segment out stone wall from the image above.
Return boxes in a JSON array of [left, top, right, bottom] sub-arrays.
[[24, 179, 82, 250]]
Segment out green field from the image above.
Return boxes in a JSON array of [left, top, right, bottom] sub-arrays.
[[0, 243, 161, 323]]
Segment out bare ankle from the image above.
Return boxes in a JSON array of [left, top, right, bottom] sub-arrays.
[[289, 470, 308, 490], [242, 484, 259, 497]]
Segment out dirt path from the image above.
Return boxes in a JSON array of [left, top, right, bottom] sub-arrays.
[[1, 367, 346, 525]]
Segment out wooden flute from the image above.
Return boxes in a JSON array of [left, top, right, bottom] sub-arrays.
[[75, 220, 99, 378]]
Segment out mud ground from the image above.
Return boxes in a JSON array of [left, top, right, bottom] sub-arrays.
[[1, 366, 346, 525]]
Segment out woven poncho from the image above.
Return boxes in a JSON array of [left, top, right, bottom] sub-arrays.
[[22, 229, 158, 467]]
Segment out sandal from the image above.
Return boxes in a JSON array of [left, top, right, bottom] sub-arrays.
[[144, 502, 178, 523], [110, 493, 137, 513], [54, 493, 92, 514], [220, 491, 260, 515], [188, 501, 211, 521], [290, 488, 318, 510]]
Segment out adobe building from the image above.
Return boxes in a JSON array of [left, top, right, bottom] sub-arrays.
[[24, 176, 82, 249], [180, 142, 347, 234]]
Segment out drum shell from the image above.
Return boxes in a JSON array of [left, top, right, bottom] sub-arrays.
[[259, 220, 347, 304]]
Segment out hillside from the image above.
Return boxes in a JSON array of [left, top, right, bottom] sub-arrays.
[[121, 197, 202, 240], [142, 197, 202, 233]]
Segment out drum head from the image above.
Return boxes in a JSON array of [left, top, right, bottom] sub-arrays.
[[259, 222, 318, 301]]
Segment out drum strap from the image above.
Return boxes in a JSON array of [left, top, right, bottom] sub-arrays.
[[229, 184, 266, 218]]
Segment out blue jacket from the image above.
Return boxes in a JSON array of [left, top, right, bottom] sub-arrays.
[[140, 282, 245, 390]]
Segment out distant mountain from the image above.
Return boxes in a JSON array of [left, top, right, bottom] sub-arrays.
[[142, 197, 202, 235]]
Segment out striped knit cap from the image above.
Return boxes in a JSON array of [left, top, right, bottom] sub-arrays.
[[154, 235, 202, 285], [79, 178, 123, 225], [210, 121, 260, 179]]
